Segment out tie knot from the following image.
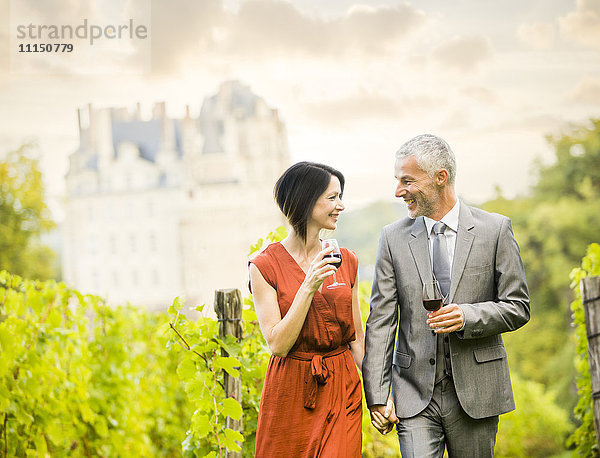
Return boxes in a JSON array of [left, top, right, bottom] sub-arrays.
[[433, 221, 447, 236]]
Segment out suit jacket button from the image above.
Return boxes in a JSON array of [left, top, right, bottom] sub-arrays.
[[429, 358, 435, 365]]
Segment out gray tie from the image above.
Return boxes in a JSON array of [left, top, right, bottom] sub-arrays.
[[433, 221, 451, 299]]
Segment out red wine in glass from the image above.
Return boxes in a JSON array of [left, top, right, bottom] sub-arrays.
[[423, 298, 443, 312], [321, 239, 345, 288], [422, 281, 443, 312], [323, 253, 342, 269]]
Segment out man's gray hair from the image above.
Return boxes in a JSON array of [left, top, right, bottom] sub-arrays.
[[395, 134, 456, 185]]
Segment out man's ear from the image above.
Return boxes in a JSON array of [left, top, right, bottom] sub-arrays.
[[435, 169, 449, 185]]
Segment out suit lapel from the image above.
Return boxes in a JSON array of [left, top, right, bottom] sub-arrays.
[[449, 202, 475, 302], [408, 217, 432, 284]]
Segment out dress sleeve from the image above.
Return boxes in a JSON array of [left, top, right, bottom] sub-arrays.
[[248, 248, 277, 293]]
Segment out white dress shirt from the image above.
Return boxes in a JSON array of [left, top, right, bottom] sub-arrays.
[[423, 200, 464, 329], [424, 199, 460, 271]]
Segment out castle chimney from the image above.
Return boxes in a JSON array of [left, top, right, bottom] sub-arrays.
[[153, 101, 166, 120], [88, 103, 96, 148]]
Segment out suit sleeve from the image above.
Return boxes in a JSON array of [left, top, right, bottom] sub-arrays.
[[362, 227, 399, 407], [459, 217, 530, 339]]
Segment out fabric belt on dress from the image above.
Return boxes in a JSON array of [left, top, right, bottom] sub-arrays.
[[286, 346, 349, 410]]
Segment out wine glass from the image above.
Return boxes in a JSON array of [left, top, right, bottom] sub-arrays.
[[321, 239, 345, 289], [422, 280, 443, 312]]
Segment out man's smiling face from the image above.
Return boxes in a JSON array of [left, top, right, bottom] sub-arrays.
[[394, 155, 440, 219]]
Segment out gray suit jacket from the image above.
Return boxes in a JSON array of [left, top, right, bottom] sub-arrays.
[[363, 202, 530, 419]]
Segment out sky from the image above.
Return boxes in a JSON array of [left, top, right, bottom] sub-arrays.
[[1, 0, 599, 218]]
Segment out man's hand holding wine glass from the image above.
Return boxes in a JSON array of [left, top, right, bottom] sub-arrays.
[[426, 304, 465, 333], [422, 279, 464, 333]]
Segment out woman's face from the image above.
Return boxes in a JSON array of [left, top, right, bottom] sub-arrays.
[[310, 175, 344, 231]]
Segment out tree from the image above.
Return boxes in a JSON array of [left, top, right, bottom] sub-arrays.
[[0, 144, 57, 280], [482, 119, 600, 413]]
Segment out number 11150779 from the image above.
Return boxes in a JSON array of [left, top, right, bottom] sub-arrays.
[[18, 43, 74, 52]]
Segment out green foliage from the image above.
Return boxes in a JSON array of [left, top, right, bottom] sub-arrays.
[[335, 201, 407, 267], [0, 145, 57, 280], [481, 120, 600, 415], [501, 309, 577, 410], [357, 281, 400, 457], [167, 228, 285, 457], [0, 271, 189, 457], [568, 243, 600, 457], [495, 373, 571, 457], [248, 226, 288, 257], [536, 119, 600, 199], [167, 298, 270, 458], [483, 119, 600, 317]]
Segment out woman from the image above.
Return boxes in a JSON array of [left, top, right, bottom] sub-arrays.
[[249, 162, 364, 457]]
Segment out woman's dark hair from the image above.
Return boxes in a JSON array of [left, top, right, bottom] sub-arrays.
[[274, 162, 345, 242]]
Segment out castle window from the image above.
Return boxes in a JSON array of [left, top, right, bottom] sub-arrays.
[[109, 235, 116, 254], [88, 237, 97, 254]]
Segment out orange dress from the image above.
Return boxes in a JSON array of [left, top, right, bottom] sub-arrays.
[[250, 242, 362, 458]]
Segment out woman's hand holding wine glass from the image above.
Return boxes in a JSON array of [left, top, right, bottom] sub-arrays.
[[321, 239, 345, 289], [301, 245, 338, 293]]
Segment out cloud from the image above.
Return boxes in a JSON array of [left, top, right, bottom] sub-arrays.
[[431, 35, 493, 72], [9, 0, 153, 74], [566, 75, 600, 105], [13, 0, 96, 24], [309, 90, 403, 125], [150, 0, 225, 73], [493, 114, 566, 133], [7, 0, 429, 75], [460, 86, 497, 105], [223, 0, 327, 56], [222, 1, 427, 57], [517, 22, 555, 50], [339, 4, 428, 54], [440, 109, 470, 130], [559, 0, 600, 49], [306, 90, 443, 126]]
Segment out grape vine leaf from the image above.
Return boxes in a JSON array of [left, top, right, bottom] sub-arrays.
[[221, 397, 243, 420]]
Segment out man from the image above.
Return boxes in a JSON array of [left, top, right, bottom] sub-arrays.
[[362, 134, 530, 457]]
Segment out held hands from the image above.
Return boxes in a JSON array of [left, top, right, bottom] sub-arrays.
[[427, 303, 464, 333], [369, 397, 399, 434], [302, 246, 338, 293]]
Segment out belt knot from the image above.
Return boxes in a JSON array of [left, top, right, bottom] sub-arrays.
[[305, 354, 329, 409], [285, 346, 348, 410]]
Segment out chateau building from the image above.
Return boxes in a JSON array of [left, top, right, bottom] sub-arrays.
[[63, 81, 289, 310]]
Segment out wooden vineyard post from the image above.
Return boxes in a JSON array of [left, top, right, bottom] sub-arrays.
[[214, 288, 243, 458], [582, 276, 600, 447]]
